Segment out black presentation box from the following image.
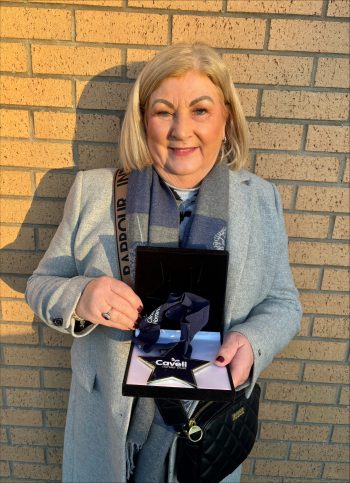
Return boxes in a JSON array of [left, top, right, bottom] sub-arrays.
[[122, 246, 235, 401]]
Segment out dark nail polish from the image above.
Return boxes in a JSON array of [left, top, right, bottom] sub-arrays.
[[138, 305, 144, 314], [216, 355, 225, 363], [133, 317, 141, 330]]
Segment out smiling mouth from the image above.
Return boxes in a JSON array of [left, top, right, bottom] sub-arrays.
[[168, 147, 197, 156]]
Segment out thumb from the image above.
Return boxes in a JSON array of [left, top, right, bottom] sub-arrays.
[[214, 333, 239, 367]]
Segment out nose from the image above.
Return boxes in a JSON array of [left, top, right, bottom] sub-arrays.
[[168, 112, 192, 141]]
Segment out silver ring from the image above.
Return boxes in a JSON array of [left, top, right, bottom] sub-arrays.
[[101, 311, 112, 321]]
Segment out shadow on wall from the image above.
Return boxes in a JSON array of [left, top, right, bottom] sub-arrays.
[[0, 63, 146, 297]]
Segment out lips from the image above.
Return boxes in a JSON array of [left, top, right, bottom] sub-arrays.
[[168, 147, 198, 156]]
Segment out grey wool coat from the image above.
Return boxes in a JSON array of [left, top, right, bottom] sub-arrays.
[[26, 168, 302, 483]]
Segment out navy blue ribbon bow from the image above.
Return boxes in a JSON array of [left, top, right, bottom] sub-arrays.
[[133, 292, 210, 357]]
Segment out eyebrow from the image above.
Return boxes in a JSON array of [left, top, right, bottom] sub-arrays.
[[151, 96, 214, 109]]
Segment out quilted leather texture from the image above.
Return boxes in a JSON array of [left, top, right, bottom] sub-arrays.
[[176, 385, 261, 483]]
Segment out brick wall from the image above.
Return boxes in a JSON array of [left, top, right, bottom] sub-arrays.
[[0, 1, 349, 481]]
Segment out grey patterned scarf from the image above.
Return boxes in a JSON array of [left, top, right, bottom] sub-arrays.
[[125, 162, 229, 482]]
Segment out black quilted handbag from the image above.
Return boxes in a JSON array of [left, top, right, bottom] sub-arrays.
[[174, 384, 261, 483]]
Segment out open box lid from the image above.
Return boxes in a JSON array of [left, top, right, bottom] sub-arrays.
[[134, 246, 229, 333]]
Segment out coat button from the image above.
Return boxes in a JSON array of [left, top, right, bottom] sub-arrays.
[[52, 318, 63, 327]]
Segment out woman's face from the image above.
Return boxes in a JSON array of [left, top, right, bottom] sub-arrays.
[[144, 70, 228, 188]]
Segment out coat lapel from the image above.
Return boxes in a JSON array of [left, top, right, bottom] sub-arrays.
[[224, 171, 253, 325]]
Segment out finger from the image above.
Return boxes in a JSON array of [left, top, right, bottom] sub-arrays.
[[214, 336, 239, 367], [96, 308, 136, 331], [109, 279, 143, 311], [229, 348, 251, 387], [104, 293, 140, 324]]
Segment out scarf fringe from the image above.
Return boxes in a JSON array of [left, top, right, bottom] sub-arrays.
[[126, 441, 142, 480]]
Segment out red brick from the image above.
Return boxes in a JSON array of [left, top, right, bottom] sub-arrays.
[[323, 463, 350, 480], [332, 426, 349, 443], [34, 112, 120, 143], [306, 125, 349, 153], [322, 268, 349, 291], [261, 91, 348, 121], [269, 19, 349, 54], [327, 0, 350, 17], [1, 77, 72, 107], [173, 16, 266, 49], [0, 42, 27, 72], [129, 0, 221, 10], [260, 360, 300, 380], [6, 388, 68, 409], [1, 300, 35, 322], [313, 317, 349, 339], [0, 367, 40, 387], [3, 347, 70, 368], [0, 324, 38, 344], [290, 442, 349, 462], [0, 444, 44, 463], [76, 81, 131, 110], [255, 154, 339, 182], [291, 267, 320, 290], [38, 227, 57, 251], [223, 54, 312, 86], [289, 241, 349, 266], [316, 58, 350, 88], [0, 198, 64, 225], [227, 0, 323, 15], [76, 11, 167, 45], [32, 44, 122, 76], [1, 140, 73, 169], [296, 187, 349, 213], [265, 382, 337, 403], [10, 428, 64, 446], [126, 48, 159, 79], [0, 226, 34, 251], [301, 293, 348, 316], [249, 123, 303, 150], [42, 327, 72, 348], [333, 216, 350, 240], [0, 7, 71, 40], [0, 251, 42, 275], [43, 369, 71, 389], [285, 214, 329, 238], [261, 422, 329, 442], [0, 277, 27, 298], [35, 172, 74, 199], [1, 408, 42, 426], [78, 144, 118, 170], [304, 362, 349, 384], [259, 402, 294, 421], [45, 411, 66, 428], [250, 441, 289, 460], [13, 463, 61, 480], [279, 339, 348, 361], [255, 460, 321, 478]]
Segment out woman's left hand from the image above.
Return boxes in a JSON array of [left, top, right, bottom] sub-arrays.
[[214, 332, 254, 388]]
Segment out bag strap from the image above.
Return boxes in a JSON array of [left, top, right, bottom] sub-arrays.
[[113, 169, 132, 287]]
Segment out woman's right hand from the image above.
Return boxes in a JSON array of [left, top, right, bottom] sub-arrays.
[[75, 276, 143, 330]]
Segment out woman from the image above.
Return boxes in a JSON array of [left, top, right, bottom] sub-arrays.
[[26, 43, 302, 483]]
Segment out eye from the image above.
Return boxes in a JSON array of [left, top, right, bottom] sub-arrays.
[[193, 108, 208, 116], [155, 110, 172, 118]]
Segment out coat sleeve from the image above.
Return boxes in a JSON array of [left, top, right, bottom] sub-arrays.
[[231, 184, 302, 394], [25, 171, 97, 338]]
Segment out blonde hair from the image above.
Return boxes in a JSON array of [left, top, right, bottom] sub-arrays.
[[119, 43, 249, 172]]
